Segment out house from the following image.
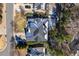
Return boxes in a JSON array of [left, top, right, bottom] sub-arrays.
[[24, 17, 48, 41]]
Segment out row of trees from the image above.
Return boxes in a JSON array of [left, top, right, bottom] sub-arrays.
[[48, 4, 74, 56]]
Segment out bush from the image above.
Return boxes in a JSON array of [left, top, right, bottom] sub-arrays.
[[0, 14, 2, 24], [25, 13, 33, 18], [25, 5, 31, 9], [16, 41, 27, 49], [33, 12, 48, 18]]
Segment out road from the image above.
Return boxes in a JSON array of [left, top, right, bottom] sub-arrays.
[[0, 3, 13, 56]]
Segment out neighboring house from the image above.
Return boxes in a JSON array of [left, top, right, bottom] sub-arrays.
[[24, 17, 48, 41], [33, 3, 49, 14], [33, 3, 48, 10], [27, 44, 45, 56]]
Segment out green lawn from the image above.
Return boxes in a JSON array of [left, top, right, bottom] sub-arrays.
[[27, 41, 48, 45]]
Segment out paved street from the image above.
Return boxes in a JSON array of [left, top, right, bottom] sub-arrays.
[[0, 3, 13, 56]]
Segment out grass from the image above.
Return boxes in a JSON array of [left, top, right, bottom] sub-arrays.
[[14, 14, 26, 32], [25, 13, 33, 18], [27, 41, 48, 45], [16, 18, 26, 32]]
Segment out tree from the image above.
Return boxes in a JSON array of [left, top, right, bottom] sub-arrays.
[[15, 40, 27, 56], [48, 4, 73, 56]]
